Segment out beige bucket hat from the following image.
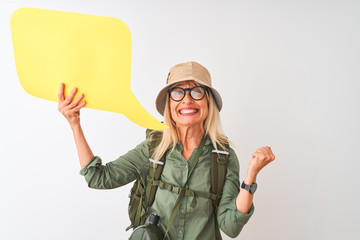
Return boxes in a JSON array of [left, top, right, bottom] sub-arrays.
[[155, 61, 223, 116]]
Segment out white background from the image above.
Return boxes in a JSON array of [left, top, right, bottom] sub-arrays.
[[1, 0, 359, 239]]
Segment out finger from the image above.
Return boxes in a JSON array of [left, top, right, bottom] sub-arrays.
[[253, 149, 270, 160], [260, 147, 272, 158], [262, 146, 272, 155], [255, 147, 267, 153], [69, 101, 86, 113], [64, 87, 78, 104], [68, 93, 84, 109], [58, 83, 65, 102], [265, 146, 276, 160], [268, 150, 275, 161], [256, 146, 271, 153]]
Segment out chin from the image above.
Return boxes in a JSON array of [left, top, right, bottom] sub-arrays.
[[176, 120, 202, 128]]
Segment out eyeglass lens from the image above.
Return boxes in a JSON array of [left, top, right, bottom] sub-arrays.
[[170, 86, 206, 101]]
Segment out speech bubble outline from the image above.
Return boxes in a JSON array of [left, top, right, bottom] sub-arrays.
[[10, 7, 168, 130]]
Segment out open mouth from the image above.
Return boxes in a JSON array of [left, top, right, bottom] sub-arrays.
[[179, 108, 199, 115]]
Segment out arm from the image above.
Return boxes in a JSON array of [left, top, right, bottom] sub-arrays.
[[218, 146, 276, 238], [57, 83, 94, 168], [71, 124, 94, 169], [79, 139, 150, 189], [235, 169, 256, 214], [58, 83, 151, 189], [236, 146, 275, 213]]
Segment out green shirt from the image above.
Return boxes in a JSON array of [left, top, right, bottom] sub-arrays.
[[80, 136, 254, 239]]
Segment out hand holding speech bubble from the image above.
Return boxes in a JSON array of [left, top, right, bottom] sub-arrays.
[[10, 8, 168, 130]]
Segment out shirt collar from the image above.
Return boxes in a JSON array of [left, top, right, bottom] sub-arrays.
[[204, 135, 212, 146], [175, 135, 212, 150]]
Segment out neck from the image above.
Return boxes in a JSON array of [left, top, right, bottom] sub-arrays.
[[177, 124, 205, 148]]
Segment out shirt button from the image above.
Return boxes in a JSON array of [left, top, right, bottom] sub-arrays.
[[178, 229, 183, 236], [180, 208, 185, 214]]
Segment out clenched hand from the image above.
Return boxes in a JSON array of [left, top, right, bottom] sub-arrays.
[[249, 146, 276, 175]]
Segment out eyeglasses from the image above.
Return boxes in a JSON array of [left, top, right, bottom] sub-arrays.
[[168, 86, 207, 102]]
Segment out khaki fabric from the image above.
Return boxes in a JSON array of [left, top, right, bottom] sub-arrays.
[[155, 61, 223, 116], [80, 136, 254, 239]]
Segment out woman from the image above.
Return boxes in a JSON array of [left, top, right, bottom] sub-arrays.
[[58, 61, 275, 239]]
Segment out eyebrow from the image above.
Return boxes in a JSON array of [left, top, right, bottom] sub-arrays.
[[172, 81, 198, 88]]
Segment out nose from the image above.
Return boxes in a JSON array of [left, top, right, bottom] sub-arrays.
[[182, 90, 194, 103]]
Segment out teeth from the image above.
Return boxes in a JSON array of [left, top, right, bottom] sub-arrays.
[[180, 109, 198, 114]]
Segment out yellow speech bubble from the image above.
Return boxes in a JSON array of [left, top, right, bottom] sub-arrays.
[[10, 7, 168, 130]]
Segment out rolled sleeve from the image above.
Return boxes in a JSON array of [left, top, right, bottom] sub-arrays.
[[79, 139, 150, 189], [79, 156, 102, 176], [230, 197, 254, 224], [217, 148, 255, 238]]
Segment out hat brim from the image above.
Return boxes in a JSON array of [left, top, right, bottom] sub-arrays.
[[155, 78, 223, 116]]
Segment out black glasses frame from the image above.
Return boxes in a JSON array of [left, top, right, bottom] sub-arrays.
[[168, 86, 208, 102]]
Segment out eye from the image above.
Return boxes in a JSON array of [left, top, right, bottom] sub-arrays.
[[172, 89, 183, 96], [191, 87, 204, 98], [170, 88, 184, 100], [192, 88, 202, 95]]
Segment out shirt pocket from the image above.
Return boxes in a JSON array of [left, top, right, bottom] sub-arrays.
[[190, 159, 212, 193], [160, 156, 187, 186]]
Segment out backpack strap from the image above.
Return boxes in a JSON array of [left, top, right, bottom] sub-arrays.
[[150, 179, 218, 208], [131, 130, 165, 229], [145, 131, 166, 207], [211, 143, 230, 240]]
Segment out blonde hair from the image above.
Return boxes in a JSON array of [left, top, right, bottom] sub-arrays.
[[151, 85, 229, 163]]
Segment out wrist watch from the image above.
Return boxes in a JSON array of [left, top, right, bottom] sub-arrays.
[[241, 181, 257, 194]]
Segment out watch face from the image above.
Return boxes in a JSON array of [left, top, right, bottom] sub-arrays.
[[250, 183, 257, 193]]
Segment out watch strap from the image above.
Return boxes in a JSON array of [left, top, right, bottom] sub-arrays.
[[241, 181, 257, 194]]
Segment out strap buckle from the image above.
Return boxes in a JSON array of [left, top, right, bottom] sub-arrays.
[[216, 155, 227, 165], [171, 185, 181, 194], [147, 175, 153, 184]]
